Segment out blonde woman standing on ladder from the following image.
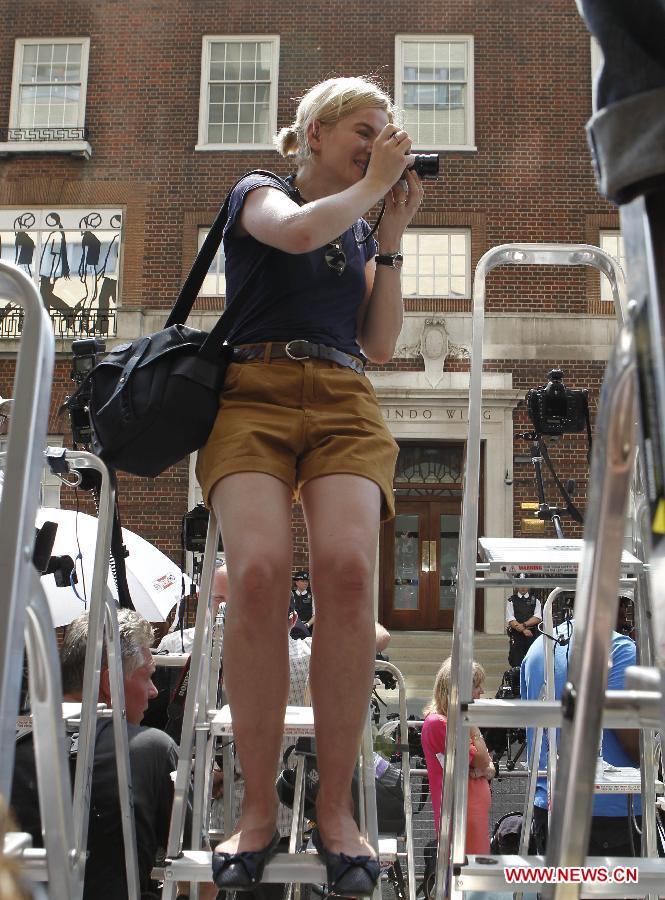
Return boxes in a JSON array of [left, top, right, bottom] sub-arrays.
[[195, 76, 423, 895]]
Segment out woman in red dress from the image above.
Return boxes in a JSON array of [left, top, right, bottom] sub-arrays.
[[421, 657, 494, 853]]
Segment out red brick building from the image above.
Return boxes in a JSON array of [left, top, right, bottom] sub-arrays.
[[0, 0, 619, 637]]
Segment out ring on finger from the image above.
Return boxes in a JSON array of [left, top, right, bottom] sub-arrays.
[[390, 132, 400, 142]]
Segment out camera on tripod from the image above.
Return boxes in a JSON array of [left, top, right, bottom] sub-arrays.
[[182, 503, 225, 555], [526, 368, 589, 436], [66, 338, 106, 447]]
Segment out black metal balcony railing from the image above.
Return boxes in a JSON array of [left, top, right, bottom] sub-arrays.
[[0, 308, 116, 339], [1, 126, 90, 142]]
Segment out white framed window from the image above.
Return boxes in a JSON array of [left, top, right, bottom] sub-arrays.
[[401, 230, 470, 298], [197, 35, 279, 150], [395, 35, 475, 150], [9, 38, 90, 135], [599, 229, 625, 302], [198, 228, 226, 296]]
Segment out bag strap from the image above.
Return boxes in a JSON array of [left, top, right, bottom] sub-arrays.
[[164, 170, 296, 352]]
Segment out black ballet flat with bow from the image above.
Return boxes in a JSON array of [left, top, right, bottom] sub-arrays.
[[211, 831, 280, 891], [311, 828, 380, 897]]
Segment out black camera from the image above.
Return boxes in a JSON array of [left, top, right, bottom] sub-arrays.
[[182, 503, 225, 554], [71, 338, 106, 382], [526, 369, 589, 436], [409, 153, 440, 179], [182, 504, 210, 554], [66, 338, 106, 446]]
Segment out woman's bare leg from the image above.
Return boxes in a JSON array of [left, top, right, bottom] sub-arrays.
[[210, 472, 293, 853], [300, 474, 382, 857]]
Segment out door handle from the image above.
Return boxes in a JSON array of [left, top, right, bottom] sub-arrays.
[[421, 540, 430, 573], [429, 540, 438, 571]]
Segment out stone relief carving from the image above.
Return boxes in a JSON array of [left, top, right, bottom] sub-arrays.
[[393, 317, 470, 387]]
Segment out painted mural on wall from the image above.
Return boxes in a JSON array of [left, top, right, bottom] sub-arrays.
[[0, 208, 122, 337]]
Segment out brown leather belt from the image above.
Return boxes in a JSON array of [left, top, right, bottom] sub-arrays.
[[232, 340, 365, 375]]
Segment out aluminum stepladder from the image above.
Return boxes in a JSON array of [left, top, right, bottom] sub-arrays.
[[1, 452, 142, 898], [514, 585, 662, 869], [431, 244, 658, 899], [0, 259, 140, 897], [0, 260, 79, 897], [541, 193, 665, 898], [158, 510, 386, 899]]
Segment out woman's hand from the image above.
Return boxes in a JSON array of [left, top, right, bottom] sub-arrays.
[[364, 123, 416, 194], [376, 168, 424, 251]]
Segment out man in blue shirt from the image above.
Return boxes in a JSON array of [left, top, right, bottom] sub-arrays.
[[520, 610, 641, 855]]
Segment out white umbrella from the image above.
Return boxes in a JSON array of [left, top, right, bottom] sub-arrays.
[[35, 507, 191, 625]]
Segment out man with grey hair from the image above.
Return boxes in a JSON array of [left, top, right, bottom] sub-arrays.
[[11, 609, 218, 900]]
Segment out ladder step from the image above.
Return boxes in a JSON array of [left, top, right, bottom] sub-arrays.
[[210, 704, 315, 737], [159, 843, 398, 884], [463, 693, 662, 728]]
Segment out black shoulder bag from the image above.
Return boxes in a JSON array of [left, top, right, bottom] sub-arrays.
[[81, 171, 289, 478]]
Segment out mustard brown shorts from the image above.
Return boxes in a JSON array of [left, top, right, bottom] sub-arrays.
[[196, 355, 399, 521]]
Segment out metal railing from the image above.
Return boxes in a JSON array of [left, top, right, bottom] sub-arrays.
[[0, 307, 116, 339]]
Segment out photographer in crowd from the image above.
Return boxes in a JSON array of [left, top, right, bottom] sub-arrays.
[[520, 597, 641, 856], [194, 75, 423, 895], [11, 609, 217, 900]]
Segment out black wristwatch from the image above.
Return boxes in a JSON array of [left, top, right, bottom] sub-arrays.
[[375, 252, 404, 269]]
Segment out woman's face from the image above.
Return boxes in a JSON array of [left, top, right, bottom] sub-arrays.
[[314, 106, 390, 188], [472, 681, 484, 701]]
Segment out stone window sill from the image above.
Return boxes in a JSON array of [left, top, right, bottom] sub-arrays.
[[0, 140, 92, 160]]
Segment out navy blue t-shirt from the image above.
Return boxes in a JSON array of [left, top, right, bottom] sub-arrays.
[[222, 172, 378, 358]]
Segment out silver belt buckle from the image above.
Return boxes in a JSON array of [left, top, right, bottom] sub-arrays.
[[285, 340, 311, 361]]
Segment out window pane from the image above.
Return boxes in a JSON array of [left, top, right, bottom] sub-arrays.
[[420, 255, 434, 275], [210, 61, 225, 81], [37, 44, 52, 64], [253, 122, 269, 144], [224, 103, 239, 124], [210, 42, 225, 62], [450, 255, 466, 276], [402, 275, 417, 296], [450, 233, 466, 254], [420, 234, 442, 254], [257, 43, 272, 79]]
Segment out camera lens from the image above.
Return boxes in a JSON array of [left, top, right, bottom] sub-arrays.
[[410, 154, 440, 179]]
